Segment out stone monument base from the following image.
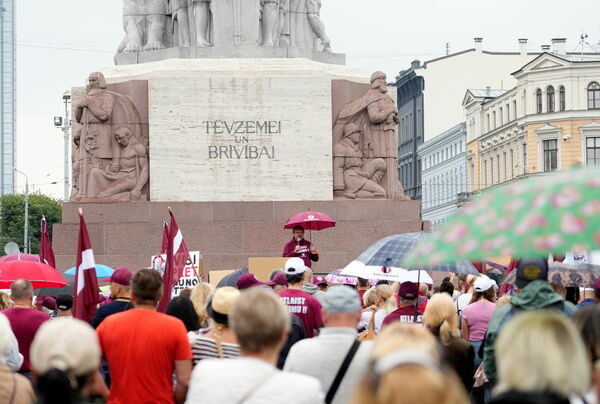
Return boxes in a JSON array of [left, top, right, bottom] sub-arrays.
[[52, 200, 425, 274], [115, 46, 346, 65]]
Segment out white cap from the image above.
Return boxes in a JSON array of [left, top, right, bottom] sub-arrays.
[[30, 318, 101, 377], [474, 276, 495, 292], [284, 257, 307, 275]]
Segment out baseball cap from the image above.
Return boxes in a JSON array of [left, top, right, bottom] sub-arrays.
[[109, 267, 133, 286], [30, 318, 101, 377], [516, 258, 549, 288], [398, 282, 419, 300], [323, 286, 361, 313], [313, 275, 327, 286], [237, 273, 268, 290], [474, 276, 495, 292], [41, 296, 57, 311], [270, 272, 288, 287], [56, 294, 73, 311], [284, 257, 307, 275]]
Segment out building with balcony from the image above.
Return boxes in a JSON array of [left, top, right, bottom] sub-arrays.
[[396, 38, 539, 200], [465, 47, 600, 193]]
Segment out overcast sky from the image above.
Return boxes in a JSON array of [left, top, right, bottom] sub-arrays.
[[15, 0, 600, 198]]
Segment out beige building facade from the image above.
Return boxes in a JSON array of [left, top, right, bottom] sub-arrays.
[[465, 50, 600, 193]]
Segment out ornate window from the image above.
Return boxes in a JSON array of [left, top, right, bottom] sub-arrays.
[[536, 89, 543, 113], [588, 82, 600, 109], [587, 137, 600, 167], [543, 139, 558, 172], [559, 86, 566, 111], [546, 86, 555, 112]]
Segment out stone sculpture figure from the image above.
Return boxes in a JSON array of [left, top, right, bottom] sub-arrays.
[[333, 123, 386, 199], [75, 73, 119, 180], [87, 126, 149, 201], [192, 0, 212, 46], [118, 0, 169, 53], [306, 0, 330, 51], [171, 0, 192, 47], [261, 0, 280, 46], [332, 71, 408, 200], [70, 129, 82, 200], [72, 72, 147, 201]]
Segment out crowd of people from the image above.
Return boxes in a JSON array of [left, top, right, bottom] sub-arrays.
[[1, 253, 599, 404]]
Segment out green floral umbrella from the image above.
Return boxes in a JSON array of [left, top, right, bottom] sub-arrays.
[[404, 167, 600, 267]]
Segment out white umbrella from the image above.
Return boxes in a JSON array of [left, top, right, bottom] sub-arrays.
[[341, 261, 433, 284]]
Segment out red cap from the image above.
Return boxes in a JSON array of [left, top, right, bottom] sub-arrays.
[[313, 275, 327, 285], [269, 272, 288, 287], [398, 282, 419, 300], [109, 267, 133, 286], [237, 273, 269, 290]]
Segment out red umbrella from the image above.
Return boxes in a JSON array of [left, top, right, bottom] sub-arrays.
[[0, 253, 41, 263], [0, 260, 69, 289], [284, 211, 336, 231]]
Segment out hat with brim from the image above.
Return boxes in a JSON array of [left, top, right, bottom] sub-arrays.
[[206, 286, 240, 325]]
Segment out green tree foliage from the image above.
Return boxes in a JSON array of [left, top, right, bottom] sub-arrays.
[[0, 193, 62, 254]]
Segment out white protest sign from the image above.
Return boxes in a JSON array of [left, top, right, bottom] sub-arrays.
[[151, 251, 201, 297]]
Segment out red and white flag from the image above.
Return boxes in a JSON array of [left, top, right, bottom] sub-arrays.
[[73, 210, 99, 322], [158, 210, 190, 312], [161, 221, 169, 255], [39, 216, 56, 269]]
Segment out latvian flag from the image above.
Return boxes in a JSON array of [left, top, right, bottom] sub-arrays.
[[158, 209, 190, 312], [39, 216, 56, 269], [73, 209, 99, 322]]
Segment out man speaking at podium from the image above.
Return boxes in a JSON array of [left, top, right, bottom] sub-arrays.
[[282, 225, 319, 268]]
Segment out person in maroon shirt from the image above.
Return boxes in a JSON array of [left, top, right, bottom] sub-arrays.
[[279, 258, 323, 337], [381, 281, 423, 328], [282, 226, 319, 268], [1, 279, 49, 373], [356, 277, 370, 307]]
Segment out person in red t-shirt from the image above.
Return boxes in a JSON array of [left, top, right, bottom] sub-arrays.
[[381, 282, 423, 328], [282, 226, 319, 268], [1, 279, 49, 373], [279, 258, 323, 337], [97, 269, 192, 404]]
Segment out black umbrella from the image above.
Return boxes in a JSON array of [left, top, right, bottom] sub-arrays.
[[216, 267, 248, 288], [35, 273, 75, 297]]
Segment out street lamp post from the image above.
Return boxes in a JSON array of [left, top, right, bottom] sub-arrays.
[[14, 168, 28, 253], [54, 91, 71, 201], [62, 92, 71, 200]]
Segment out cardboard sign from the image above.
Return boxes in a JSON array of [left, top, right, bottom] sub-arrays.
[[151, 251, 202, 297]]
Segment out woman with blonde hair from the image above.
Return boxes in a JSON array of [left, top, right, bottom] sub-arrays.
[[490, 311, 589, 403], [353, 323, 468, 404], [190, 287, 241, 366], [358, 284, 397, 333], [189, 282, 214, 328], [423, 293, 474, 392], [0, 291, 12, 310]]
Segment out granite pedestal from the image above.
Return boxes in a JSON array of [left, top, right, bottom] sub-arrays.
[[53, 200, 425, 274]]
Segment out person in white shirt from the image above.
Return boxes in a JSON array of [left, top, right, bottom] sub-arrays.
[[358, 284, 397, 333], [186, 288, 322, 404], [284, 286, 373, 404]]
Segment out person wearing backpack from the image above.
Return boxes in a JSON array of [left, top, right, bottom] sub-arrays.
[[483, 258, 577, 386]]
